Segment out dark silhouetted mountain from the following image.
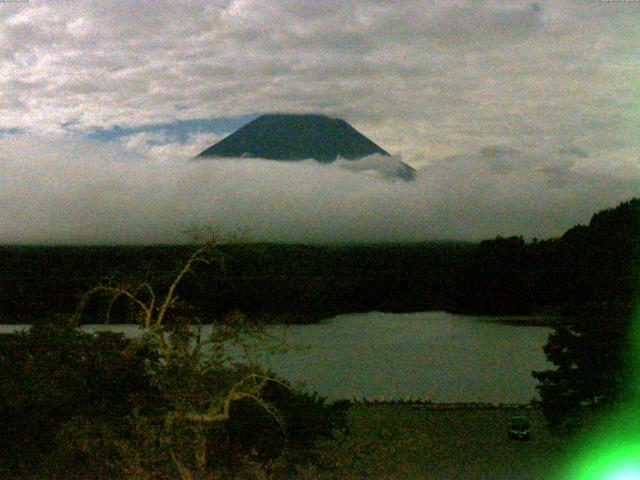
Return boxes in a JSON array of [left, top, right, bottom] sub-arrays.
[[196, 113, 416, 180], [196, 113, 389, 162]]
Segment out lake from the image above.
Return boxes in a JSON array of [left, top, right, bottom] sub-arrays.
[[0, 311, 552, 403]]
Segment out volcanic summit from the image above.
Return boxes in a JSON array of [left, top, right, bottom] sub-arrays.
[[195, 113, 416, 180], [196, 113, 392, 161]]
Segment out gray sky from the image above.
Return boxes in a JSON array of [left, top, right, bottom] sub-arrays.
[[1, 0, 639, 244]]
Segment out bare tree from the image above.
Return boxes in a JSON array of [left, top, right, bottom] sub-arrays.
[[74, 239, 287, 479]]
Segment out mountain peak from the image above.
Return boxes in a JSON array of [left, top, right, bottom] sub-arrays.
[[196, 113, 390, 162]]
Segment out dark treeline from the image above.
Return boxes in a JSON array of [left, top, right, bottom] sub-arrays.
[[455, 198, 640, 316], [530, 199, 640, 430], [0, 243, 474, 323], [1, 198, 638, 324]]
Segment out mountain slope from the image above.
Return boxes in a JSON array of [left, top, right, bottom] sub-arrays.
[[196, 113, 390, 162]]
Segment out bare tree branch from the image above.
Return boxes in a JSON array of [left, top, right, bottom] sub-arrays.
[[73, 285, 152, 326], [169, 449, 194, 480], [155, 244, 212, 329], [169, 372, 289, 430]]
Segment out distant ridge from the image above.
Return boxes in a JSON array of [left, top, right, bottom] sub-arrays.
[[196, 113, 390, 162]]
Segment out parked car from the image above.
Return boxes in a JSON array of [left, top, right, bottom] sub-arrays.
[[508, 415, 531, 440]]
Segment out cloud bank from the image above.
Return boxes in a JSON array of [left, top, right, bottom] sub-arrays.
[[2, 137, 638, 245]]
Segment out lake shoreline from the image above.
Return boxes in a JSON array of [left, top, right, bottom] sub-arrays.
[[472, 314, 566, 327], [0, 309, 569, 327]]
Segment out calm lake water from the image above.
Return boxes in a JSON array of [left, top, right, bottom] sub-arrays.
[[1, 311, 552, 403]]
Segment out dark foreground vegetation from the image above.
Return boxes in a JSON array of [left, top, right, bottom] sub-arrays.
[[0, 323, 348, 479], [0, 243, 351, 479]]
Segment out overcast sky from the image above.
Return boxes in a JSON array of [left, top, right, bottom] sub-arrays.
[[1, 0, 639, 244]]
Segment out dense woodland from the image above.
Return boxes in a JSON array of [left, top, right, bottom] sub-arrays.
[[0, 205, 634, 325], [0, 198, 638, 324], [0, 242, 472, 324], [531, 199, 640, 429]]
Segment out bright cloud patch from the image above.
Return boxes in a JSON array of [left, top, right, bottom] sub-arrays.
[[334, 155, 416, 181], [1, 136, 638, 245]]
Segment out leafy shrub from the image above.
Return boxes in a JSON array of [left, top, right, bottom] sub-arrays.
[[0, 323, 156, 475], [227, 379, 349, 460]]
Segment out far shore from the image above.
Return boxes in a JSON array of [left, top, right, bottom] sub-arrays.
[[474, 314, 566, 327], [0, 311, 568, 333], [0, 310, 569, 328]]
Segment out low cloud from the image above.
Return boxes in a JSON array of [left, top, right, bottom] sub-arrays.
[[1, 136, 639, 245], [333, 155, 416, 181]]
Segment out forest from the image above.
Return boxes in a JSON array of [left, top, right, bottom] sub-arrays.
[[0, 198, 638, 324]]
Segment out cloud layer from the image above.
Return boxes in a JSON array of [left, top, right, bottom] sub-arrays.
[[2, 137, 638, 245], [1, 1, 639, 243]]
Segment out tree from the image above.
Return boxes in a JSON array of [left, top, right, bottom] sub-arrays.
[[532, 199, 640, 431], [532, 304, 633, 430], [73, 239, 291, 479], [0, 324, 155, 477], [67, 238, 348, 479], [453, 235, 533, 314], [0, 238, 346, 478]]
